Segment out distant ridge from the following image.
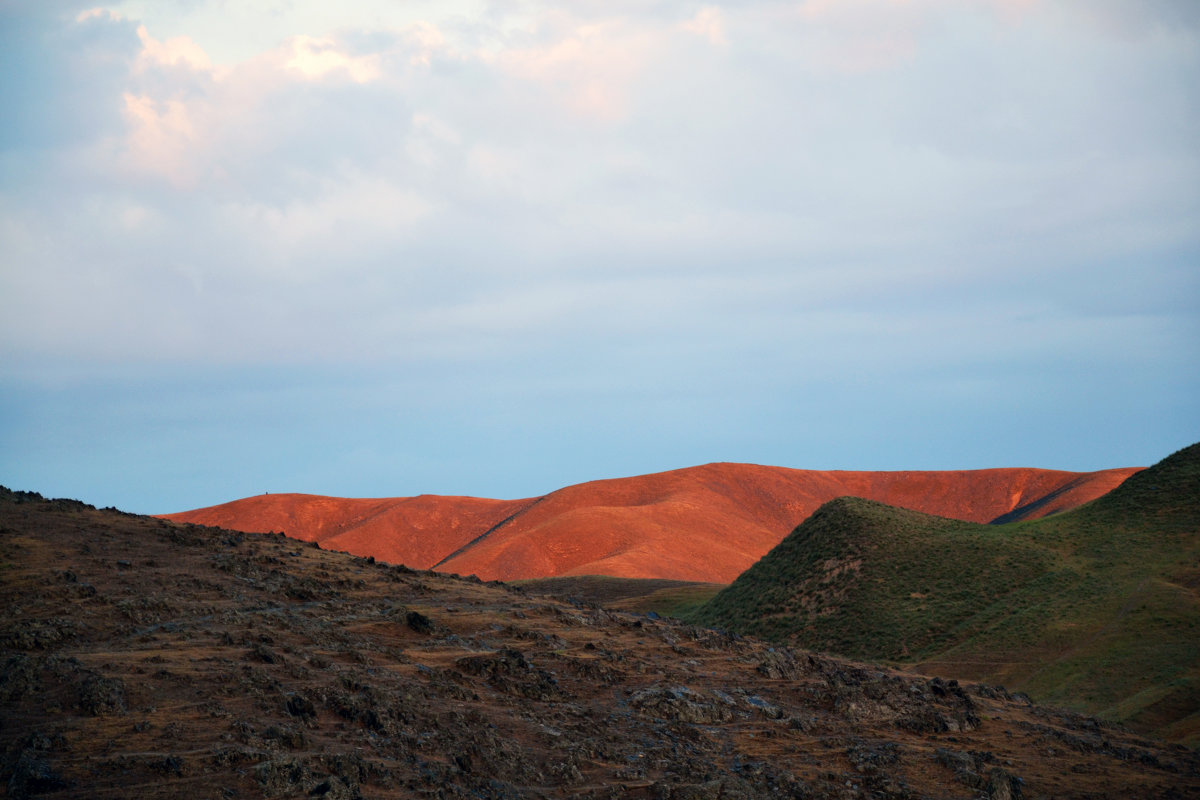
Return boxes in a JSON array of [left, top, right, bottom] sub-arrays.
[[686, 443, 1200, 743], [161, 461, 1140, 583]]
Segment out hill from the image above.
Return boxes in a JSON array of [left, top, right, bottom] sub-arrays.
[[686, 443, 1200, 745], [2, 488, 1196, 798], [158, 492, 529, 571], [161, 462, 1140, 582]]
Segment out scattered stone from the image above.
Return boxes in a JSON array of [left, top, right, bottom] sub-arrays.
[[3, 619, 77, 650], [286, 693, 316, 720], [79, 674, 127, 715], [0, 654, 39, 701], [986, 767, 1024, 800], [247, 643, 281, 664], [255, 758, 311, 798], [455, 648, 564, 701], [756, 648, 808, 680], [630, 685, 736, 724], [152, 755, 186, 776], [6, 750, 67, 799], [263, 724, 307, 749], [405, 611, 435, 634], [308, 775, 360, 799]]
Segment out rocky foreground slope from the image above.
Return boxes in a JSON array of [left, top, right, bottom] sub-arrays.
[[3, 489, 1195, 798], [161, 463, 1140, 582]]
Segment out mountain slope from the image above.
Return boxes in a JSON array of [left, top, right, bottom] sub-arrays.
[[158, 492, 531, 570], [686, 443, 1200, 744], [162, 462, 1140, 582], [3, 488, 1196, 798]]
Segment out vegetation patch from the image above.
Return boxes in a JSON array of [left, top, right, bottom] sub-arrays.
[[686, 443, 1200, 745]]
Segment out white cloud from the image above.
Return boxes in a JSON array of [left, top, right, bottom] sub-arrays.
[[76, 8, 125, 23], [221, 169, 436, 272], [681, 7, 727, 46], [284, 35, 382, 83], [397, 22, 447, 67], [3, 1, 1197, 380], [487, 15, 666, 121], [135, 23, 212, 71], [120, 91, 201, 185]]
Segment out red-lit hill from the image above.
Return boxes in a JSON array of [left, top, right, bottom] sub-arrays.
[[160, 462, 1139, 583], [159, 492, 528, 570]]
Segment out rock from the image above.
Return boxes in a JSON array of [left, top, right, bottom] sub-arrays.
[[3, 619, 77, 650], [743, 694, 784, 719], [247, 643, 281, 664], [0, 654, 39, 702], [455, 648, 563, 701], [153, 755, 185, 776], [308, 775, 360, 799], [986, 768, 1023, 800], [263, 724, 307, 749], [630, 686, 735, 724], [79, 674, 127, 715], [256, 758, 311, 798], [6, 750, 67, 799], [934, 748, 1006, 792], [756, 648, 805, 681], [286, 693, 316, 720], [405, 611, 435, 634], [653, 776, 761, 800]]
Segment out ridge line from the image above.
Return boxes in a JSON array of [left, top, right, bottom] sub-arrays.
[[430, 495, 546, 571]]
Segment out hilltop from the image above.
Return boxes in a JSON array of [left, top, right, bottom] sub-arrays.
[[2, 488, 1196, 798], [686, 443, 1200, 745], [161, 462, 1139, 582]]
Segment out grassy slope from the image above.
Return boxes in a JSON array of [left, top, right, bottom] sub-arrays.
[[685, 443, 1200, 744]]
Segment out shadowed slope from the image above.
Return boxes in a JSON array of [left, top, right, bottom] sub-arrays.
[[162, 463, 1140, 582], [5, 488, 1195, 798], [686, 443, 1200, 743]]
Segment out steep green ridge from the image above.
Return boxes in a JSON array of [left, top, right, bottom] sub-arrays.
[[685, 443, 1200, 744]]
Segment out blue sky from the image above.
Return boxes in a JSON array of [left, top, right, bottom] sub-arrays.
[[2, 0, 1197, 514]]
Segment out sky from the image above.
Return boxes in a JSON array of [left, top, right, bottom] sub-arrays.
[[1, 0, 1197, 514]]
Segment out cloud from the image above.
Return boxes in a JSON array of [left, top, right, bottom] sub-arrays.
[[220, 168, 435, 270], [5, 0, 1197, 358], [488, 16, 663, 121], [680, 7, 727, 46], [284, 35, 382, 83], [120, 91, 200, 184], [76, 8, 124, 23], [135, 23, 212, 71], [0, 1, 1196, 509]]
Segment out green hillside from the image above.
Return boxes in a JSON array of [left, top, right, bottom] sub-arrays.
[[685, 443, 1200, 744]]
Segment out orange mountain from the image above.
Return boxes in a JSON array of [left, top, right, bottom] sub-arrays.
[[160, 462, 1140, 583]]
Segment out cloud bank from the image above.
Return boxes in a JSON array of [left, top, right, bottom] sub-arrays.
[[1, 1, 1197, 511]]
